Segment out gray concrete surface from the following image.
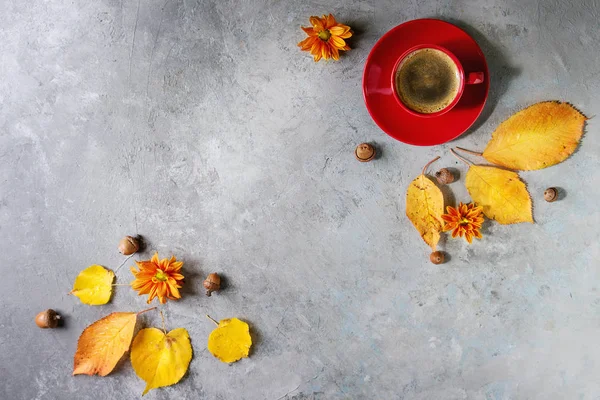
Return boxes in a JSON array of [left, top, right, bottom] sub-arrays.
[[1, 0, 599, 399]]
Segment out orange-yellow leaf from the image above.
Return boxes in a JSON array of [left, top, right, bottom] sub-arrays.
[[465, 165, 533, 224], [406, 174, 444, 250], [483, 101, 587, 170], [73, 312, 138, 376]]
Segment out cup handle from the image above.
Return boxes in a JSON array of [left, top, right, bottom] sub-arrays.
[[466, 72, 484, 85]]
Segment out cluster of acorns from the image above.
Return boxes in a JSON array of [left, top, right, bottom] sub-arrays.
[[35, 236, 223, 328]]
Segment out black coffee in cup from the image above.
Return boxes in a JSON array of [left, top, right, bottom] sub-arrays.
[[394, 48, 461, 114]]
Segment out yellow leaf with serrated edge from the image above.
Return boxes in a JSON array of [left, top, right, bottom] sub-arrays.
[[130, 328, 192, 395], [483, 101, 587, 170], [406, 174, 444, 250], [465, 165, 533, 224], [73, 312, 138, 376], [71, 265, 114, 305], [208, 318, 252, 363]]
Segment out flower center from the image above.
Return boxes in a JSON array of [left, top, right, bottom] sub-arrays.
[[458, 218, 471, 226], [154, 269, 168, 282], [318, 29, 331, 41]]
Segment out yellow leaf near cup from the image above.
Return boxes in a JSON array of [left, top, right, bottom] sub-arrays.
[[482, 101, 587, 170], [405, 157, 444, 250]]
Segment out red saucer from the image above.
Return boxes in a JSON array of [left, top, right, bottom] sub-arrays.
[[363, 19, 489, 146]]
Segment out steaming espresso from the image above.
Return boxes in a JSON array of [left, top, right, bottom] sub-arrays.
[[394, 48, 460, 114]]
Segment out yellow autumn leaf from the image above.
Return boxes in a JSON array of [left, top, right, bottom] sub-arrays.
[[483, 101, 588, 170], [70, 265, 114, 305], [130, 327, 192, 395], [207, 317, 252, 363], [405, 157, 444, 250], [73, 310, 149, 376], [465, 165, 533, 224]]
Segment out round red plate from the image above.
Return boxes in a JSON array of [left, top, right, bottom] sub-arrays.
[[363, 19, 489, 146]]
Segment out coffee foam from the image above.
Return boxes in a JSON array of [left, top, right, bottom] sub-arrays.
[[395, 48, 460, 114]]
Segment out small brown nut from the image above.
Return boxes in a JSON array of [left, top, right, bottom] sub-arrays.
[[355, 143, 376, 162], [435, 168, 455, 184], [544, 187, 558, 202], [429, 251, 444, 264], [35, 309, 60, 329], [203, 273, 221, 297], [118, 236, 139, 255]]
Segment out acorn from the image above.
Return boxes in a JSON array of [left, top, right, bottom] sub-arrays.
[[355, 143, 376, 162], [35, 309, 61, 329], [544, 187, 558, 202], [429, 251, 445, 264], [435, 168, 455, 184], [118, 236, 139, 255], [203, 273, 221, 297]]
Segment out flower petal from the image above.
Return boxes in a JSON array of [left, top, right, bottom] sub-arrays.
[[441, 214, 457, 222], [170, 273, 185, 281], [301, 26, 317, 36], [298, 36, 316, 50], [325, 14, 337, 29], [310, 40, 321, 55], [329, 35, 346, 49], [331, 46, 340, 60], [443, 222, 456, 232], [167, 281, 181, 298], [321, 42, 330, 59], [329, 26, 347, 36], [465, 231, 473, 243], [309, 16, 324, 31], [158, 282, 168, 298], [167, 261, 183, 272]]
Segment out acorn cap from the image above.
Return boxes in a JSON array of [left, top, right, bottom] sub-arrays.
[[355, 143, 376, 162]]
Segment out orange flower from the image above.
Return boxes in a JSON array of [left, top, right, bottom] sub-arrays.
[[441, 202, 484, 244], [298, 14, 352, 62], [130, 252, 184, 304]]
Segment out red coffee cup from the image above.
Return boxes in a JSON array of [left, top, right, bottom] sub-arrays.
[[391, 44, 484, 118]]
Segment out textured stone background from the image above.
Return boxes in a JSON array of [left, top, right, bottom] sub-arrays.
[[1, 0, 599, 399]]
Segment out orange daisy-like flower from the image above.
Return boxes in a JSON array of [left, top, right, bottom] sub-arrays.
[[298, 14, 352, 62], [130, 252, 184, 304], [441, 202, 484, 244]]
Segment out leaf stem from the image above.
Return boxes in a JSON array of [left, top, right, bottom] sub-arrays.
[[206, 315, 219, 326], [422, 156, 440, 175], [450, 148, 473, 166], [137, 306, 157, 316], [160, 310, 167, 335], [455, 147, 483, 156], [114, 254, 134, 273]]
